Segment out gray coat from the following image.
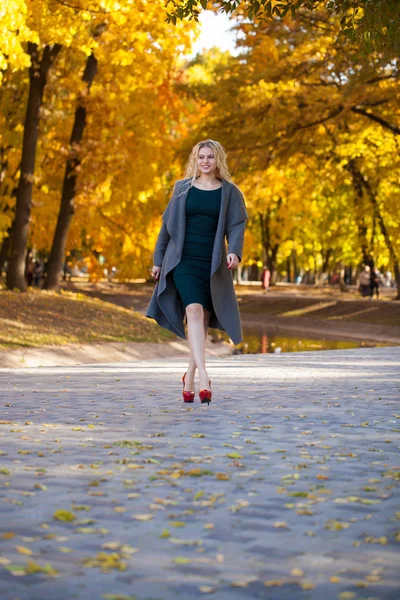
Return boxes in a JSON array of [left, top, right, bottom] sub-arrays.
[[146, 177, 248, 344]]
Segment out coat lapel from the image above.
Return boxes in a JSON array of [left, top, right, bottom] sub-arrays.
[[163, 177, 230, 272], [211, 179, 230, 276]]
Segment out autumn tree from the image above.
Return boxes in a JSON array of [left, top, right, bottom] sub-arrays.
[[178, 9, 399, 292], [166, 0, 400, 56], [1, 0, 195, 289]]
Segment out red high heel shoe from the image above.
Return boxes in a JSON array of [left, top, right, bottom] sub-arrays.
[[199, 380, 212, 405], [182, 372, 195, 403]]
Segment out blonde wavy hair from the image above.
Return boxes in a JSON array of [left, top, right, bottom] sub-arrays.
[[184, 139, 232, 184]]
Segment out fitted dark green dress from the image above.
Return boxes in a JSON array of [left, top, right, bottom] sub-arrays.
[[172, 185, 222, 313]]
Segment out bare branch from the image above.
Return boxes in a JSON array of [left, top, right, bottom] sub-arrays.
[[351, 106, 400, 135]]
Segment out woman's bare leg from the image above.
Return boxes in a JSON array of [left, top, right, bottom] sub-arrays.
[[184, 308, 211, 391], [203, 308, 211, 342], [185, 303, 210, 390], [184, 355, 196, 391]]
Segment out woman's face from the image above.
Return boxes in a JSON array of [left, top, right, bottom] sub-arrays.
[[197, 146, 217, 176]]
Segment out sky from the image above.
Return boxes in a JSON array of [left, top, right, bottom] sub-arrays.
[[188, 10, 239, 57]]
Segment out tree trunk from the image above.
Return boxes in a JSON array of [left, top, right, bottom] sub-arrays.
[[269, 244, 279, 284], [321, 248, 332, 273], [6, 43, 61, 291], [357, 167, 400, 299], [346, 159, 374, 268], [292, 249, 298, 281], [45, 53, 98, 292], [259, 199, 282, 286], [286, 257, 291, 282], [0, 223, 13, 276]]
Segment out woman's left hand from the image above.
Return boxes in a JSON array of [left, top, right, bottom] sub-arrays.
[[227, 253, 239, 270]]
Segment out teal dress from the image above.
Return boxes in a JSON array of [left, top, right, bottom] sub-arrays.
[[172, 185, 222, 313]]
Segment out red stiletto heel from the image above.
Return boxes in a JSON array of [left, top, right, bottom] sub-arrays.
[[199, 380, 212, 405], [182, 372, 195, 403]]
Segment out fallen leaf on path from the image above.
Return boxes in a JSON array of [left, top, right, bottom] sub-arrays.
[[16, 545, 33, 556], [53, 510, 76, 522], [172, 556, 190, 565]]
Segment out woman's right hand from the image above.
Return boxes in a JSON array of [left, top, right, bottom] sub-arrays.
[[151, 265, 161, 282]]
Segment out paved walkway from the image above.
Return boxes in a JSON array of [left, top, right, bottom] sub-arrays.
[[0, 347, 399, 600]]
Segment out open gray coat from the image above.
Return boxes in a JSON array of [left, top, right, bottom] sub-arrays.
[[146, 177, 248, 345]]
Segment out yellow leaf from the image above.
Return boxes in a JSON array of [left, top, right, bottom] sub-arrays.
[[133, 514, 153, 521], [53, 509, 76, 522], [173, 556, 190, 565], [170, 470, 183, 479], [16, 545, 33, 556], [160, 529, 170, 538], [300, 581, 315, 589], [216, 473, 230, 480], [365, 574, 382, 582], [199, 586, 217, 593], [290, 568, 304, 576]]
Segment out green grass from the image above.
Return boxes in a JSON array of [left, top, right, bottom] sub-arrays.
[[0, 289, 175, 350]]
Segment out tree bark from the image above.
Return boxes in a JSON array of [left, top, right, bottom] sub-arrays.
[[286, 256, 291, 282], [45, 53, 98, 292], [0, 223, 13, 276], [357, 168, 400, 299], [6, 43, 62, 291], [321, 248, 332, 273], [259, 198, 283, 285], [346, 159, 374, 268]]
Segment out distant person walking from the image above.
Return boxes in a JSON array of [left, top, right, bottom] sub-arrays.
[[383, 269, 392, 288], [33, 260, 44, 288], [370, 267, 381, 300], [26, 256, 35, 287], [359, 265, 371, 298], [261, 266, 270, 293]]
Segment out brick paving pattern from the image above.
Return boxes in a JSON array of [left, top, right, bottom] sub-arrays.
[[0, 347, 399, 600]]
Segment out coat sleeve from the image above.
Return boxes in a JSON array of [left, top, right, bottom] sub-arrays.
[[226, 185, 248, 263], [153, 221, 171, 267], [153, 181, 178, 267]]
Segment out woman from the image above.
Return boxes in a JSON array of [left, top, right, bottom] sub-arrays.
[[370, 267, 381, 300], [146, 139, 248, 405], [359, 265, 371, 298]]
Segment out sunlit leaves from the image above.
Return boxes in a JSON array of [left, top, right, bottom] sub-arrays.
[[0, 0, 196, 279]]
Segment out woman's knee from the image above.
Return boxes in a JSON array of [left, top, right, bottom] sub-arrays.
[[186, 303, 204, 321]]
